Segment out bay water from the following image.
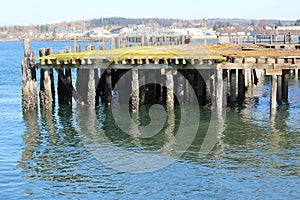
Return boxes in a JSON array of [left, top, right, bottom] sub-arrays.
[[0, 41, 299, 199]]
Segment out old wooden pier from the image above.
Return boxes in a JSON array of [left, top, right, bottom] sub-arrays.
[[22, 37, 300, 118]]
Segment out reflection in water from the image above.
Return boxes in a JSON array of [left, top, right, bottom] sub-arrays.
[[77, 105, 183, 173], [20, 99, 300, 197], [19, 110, 40, 175]]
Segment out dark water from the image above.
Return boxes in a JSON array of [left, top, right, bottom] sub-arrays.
[[0, 42, 299, 199]]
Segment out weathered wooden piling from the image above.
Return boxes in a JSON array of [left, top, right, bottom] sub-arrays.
[[295, 69, 299, 80], [282, 70, 289, 101], [195, 70, 206, 106], [110, 37, 115, 49], [141, 35, 145, 46], [209, 70, 217, 106], [146, 70, 156, 104], [116, 69, 129, 105], [144, 36, 149, 46], [115, 37, 121, 49], [238, 69, 245, 99], [102, 69, 112, 105], [216, 69, 224, 112], [87, 68, 96, 107], [57, 47, 72, 105], [46, 48, 55, 104], [166, 70, 174, 112], [277, 75, 283, 104], [223, 70, 228, 107], [187, 69, 196, 103], [39, 48, 53, 109], [100, 42, 105, 50], [139, 70, 146, 105], [270, 75, 278, 117], [22, 39, 38, 111], [176, 69, 185, 104], [230, 69, 237, 103], [75, 45, 96, 106], [131, 68, 139, 112]]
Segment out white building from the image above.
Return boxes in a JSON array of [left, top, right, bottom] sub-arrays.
[[55, 30, 82, 38], [277, 26, 300, 31]]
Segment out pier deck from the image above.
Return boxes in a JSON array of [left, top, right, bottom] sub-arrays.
[[38, 44, 300, 72]]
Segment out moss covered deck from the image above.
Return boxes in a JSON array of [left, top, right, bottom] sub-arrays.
[[38, 44, 300, 68]]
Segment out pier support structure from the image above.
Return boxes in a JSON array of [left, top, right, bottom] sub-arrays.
[[230, 69, 237, 103], [22, 39, 38, 111], [238, 69, 245, 100], [216, 69, 224, 112], [282, 70, 289, 101], [39, 48, 53, 109], [102, 69, 112, 105], [165, 70, 175, 112], [277, 75, 283, 104], [270, 75, 278, 118], [131, 68, 139, 112], [57, 47, 72, 105]]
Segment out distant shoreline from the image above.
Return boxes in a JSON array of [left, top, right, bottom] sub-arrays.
[[0, 38, 110, 43], [0, 37, 218, 43]]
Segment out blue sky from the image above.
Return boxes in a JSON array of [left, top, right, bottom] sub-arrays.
[[1, 0, 299, 25]]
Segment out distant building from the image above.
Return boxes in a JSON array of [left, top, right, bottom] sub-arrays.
[[237, 31, 246, 36], [265, 26, 273, 31], [87, 28, 110, 38], [55, 30, 82, 38], [277, 26, 300, 31]]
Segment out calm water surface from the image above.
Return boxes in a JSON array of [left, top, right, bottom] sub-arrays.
[[0, 42, 299, 199]]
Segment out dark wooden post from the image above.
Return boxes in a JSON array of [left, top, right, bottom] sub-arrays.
[[166, 37, 170, 46], [39, 48, 53, 109], [65, 47, 72, 104], [76, 45, 81, 53], [196, 70, 207, 106], [184, 69, 190, 104], [86, 45, 96, 106], [209, 70, 216, 106], [110, 37, 115, 49], [139, 70, 146, 105], [101, 69, 112, 105], [277, 75, 283, 104], [57, 47, 72, 105], [141, 35, 145, 46], [57, 50, 65, 105], [144, 36, 149, 46], [115, 37, 121, 49], [181, 35, 185, 45], [230, 69, 237, 103], [22, 39, 38, 111], [223, 70, 228, 107], [238, 69, 245, 99], [176, 69, 185, 104], [282, 70, 289, 101]]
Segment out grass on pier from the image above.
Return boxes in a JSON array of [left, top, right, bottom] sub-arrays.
[[40, 44, 300, 63]]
